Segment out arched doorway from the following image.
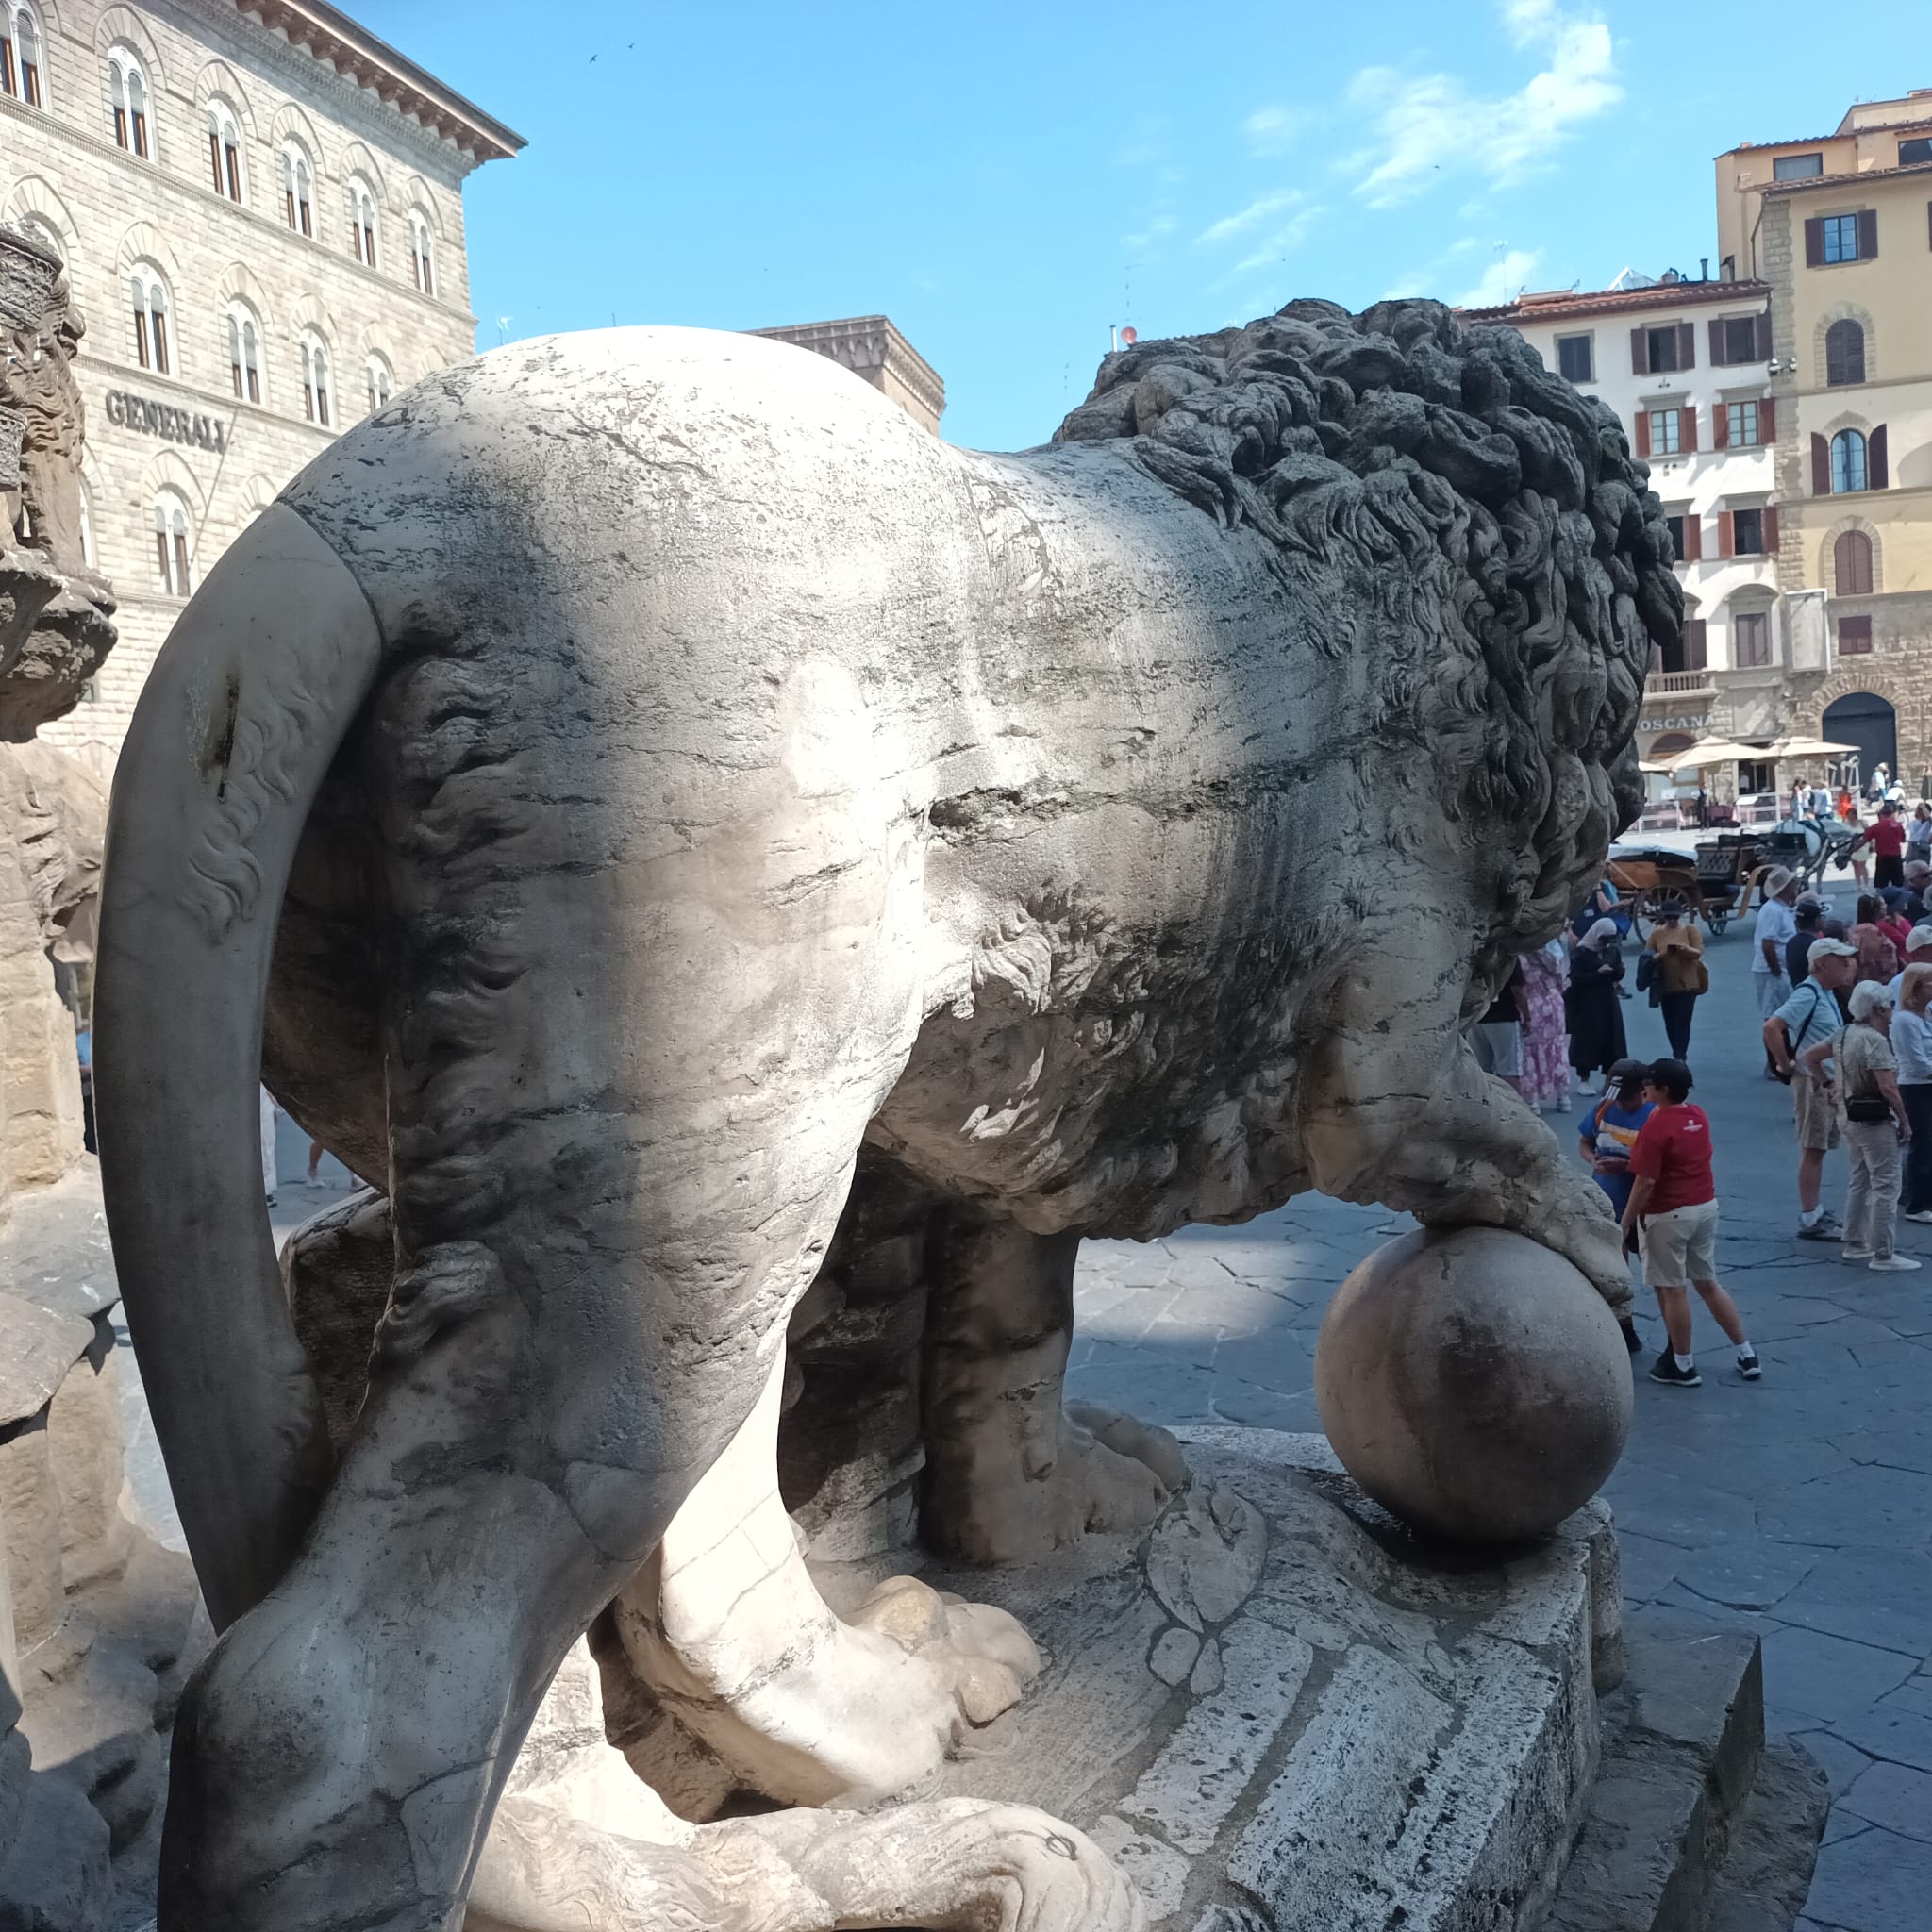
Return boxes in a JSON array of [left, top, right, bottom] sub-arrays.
[[1823, 691, 1897, 788]]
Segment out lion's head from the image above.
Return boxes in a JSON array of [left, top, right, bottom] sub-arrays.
[[1056, 297, 1679, 964]]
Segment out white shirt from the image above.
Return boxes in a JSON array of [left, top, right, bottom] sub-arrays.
[[1892, 1008, 1932, 1085], [1754, 897, 1797, 973]]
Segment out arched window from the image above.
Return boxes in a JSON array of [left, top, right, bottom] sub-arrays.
[[363, 352, 393, 415], [1835, 529, 1874, 596], [1831, 429, 1868, 494], [347, 176, 378, 268], [108, 47, 150, 158], [280, 139, 313, 237], [1825, 319, 1866, 388], [299, 330, 333, 426], [208, 102, 244, 203], [226, 301, 263, 404], [408, 210, 435, 295], [1, 4, 44, 107], [153, 490, 192, 596], [129, 262, 171, 374]]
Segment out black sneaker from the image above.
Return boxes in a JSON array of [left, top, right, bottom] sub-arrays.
[[1620, 1319, 1643, 1356], [1649, 1355, 1703, 1388], [1737, 1352, 1762, 1381], [1796, 1214, 1841, 1241]]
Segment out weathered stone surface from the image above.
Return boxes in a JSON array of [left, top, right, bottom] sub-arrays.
[[0, 1292, 87, 1428], [1315, 1226, 1635, 1542], [0, 1164, 117, 1325], [0, 1411, 67, 1656], [1706, 1737, 1833, 1932], [0, 1768, 110, 1932], [46, 1318, 130, 1592]]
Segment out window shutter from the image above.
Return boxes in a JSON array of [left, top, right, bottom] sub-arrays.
[[1684, 619, 1707, 670], [1756, 311, 1773, 360], [1681, 405, 1698, 453], [1857, 208, 1878, 259], [1805, 218, 1825, 266], [1870, 424, 1889, 489], [1634, 411, 1651, 458], [1677, 322, 1696, 369], [1760, 396, 1777, 441], [1811, 433, 1831, 494], [1762, 505, 1780, 553], [1718, 510, 1736, 558], [1713, 404, 1730, 450], [1630, 327, 1650, 375], [1682, 514, 1703, 562], [1708, 318, 1725, 366]]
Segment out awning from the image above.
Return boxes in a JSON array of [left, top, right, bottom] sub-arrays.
[[1649, 737, 1765, 774], [1759, 736, 1859, 760]]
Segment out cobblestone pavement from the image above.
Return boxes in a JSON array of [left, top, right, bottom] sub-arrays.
[[1069, 899, 1932, 1932]]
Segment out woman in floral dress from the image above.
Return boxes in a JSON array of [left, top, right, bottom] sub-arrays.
[[1520, 939, 1572, 1113]]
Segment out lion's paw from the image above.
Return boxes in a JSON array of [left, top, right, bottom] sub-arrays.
[[850, 1574, 1041, 1728]]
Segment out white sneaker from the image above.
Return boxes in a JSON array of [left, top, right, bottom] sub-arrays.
[[1903, 1209, 1932, 1224], [1869, 1254, 1924, 1273], [1841, 1244, 1876, 1260]]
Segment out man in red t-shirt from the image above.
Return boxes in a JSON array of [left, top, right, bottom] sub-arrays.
[[1622, 1058, 1758, 1388], [1858, 802, 1910, 891]]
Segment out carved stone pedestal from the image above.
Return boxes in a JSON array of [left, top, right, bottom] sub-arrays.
[[890, 1429, 1623, 1932]]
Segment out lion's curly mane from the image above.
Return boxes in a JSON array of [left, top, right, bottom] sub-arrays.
[[1056, 296, 1680, 970]]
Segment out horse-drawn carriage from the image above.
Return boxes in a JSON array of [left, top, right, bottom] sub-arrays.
[[1606, 820, 1855, 938]]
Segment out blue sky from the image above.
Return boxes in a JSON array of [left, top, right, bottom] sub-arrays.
[[361, 0, 1927, 451]]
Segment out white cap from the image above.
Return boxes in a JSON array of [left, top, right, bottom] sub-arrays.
[[1807, 937, 1857, 967]]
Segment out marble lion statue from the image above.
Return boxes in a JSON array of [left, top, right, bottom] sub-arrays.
[[95, 297, 1676, 1930]]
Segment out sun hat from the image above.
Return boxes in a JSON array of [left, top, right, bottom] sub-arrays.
[[1849, 979, 1895, 1021], [1762, 866, 1796, 896]]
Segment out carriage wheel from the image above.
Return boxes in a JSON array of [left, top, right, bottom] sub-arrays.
[[1624, 887, 1658, 941], [1706, 907, 1729, 937]]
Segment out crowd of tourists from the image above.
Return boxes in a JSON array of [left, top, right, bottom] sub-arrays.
[[1474, 821, 1932, 1395]]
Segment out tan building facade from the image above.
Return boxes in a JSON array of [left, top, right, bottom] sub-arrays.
[[1718, 92, 1932, 784], [0, 0, 519, 773]]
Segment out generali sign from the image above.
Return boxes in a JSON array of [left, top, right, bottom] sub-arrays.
[[103, 387, 228, 454]]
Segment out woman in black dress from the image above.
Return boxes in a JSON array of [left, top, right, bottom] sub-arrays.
[[1566, 917, 1627, 1094]]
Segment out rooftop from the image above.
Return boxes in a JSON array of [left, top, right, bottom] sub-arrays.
[[220, 0, 525, 162], [1462, 277, 1771, 325], [1760, 155, 1932, 196]]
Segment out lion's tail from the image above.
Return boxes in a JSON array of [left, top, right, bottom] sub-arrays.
[[95, 503, 384, 1631]]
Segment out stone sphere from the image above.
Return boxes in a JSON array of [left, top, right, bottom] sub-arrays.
[[1314, 1225, 1632, 1543]]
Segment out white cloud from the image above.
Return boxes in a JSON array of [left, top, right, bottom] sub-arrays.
[[1343, 0, 1619, 208], [1242, 105, 1308, 156], [1457, 248, 1542, 307], [1196, 189, 1307, 247]]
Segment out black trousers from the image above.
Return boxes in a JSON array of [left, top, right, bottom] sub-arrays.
[[1657, 990, 1697, 1060], [1876, 853, 1906, 890], [1902, 1084, 1932, 1213]]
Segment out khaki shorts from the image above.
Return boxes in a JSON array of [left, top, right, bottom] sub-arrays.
[[1641, 1198, 1720, 1288], [1793, 1074, 1844, 1153]]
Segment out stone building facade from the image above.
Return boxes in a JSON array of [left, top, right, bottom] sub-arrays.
[[1717, 92, 1932, 785], [0, 0, 520, 773], [752, 316, 945, 435]]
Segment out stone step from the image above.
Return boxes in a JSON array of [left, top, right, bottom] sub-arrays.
[[1541, 1606, 1824, 1932]]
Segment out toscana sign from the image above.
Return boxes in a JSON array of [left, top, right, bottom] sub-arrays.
[[103, 388, 229, 454]]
